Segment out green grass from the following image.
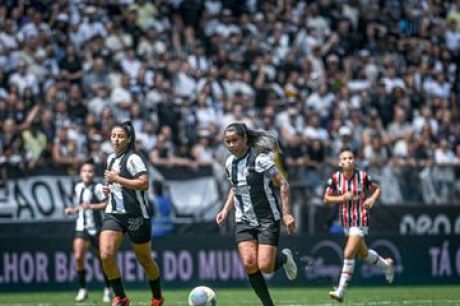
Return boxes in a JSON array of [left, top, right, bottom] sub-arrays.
[[0, 286, 459, 305]]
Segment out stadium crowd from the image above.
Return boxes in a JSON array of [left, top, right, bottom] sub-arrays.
[[1, 0, 460, 206]]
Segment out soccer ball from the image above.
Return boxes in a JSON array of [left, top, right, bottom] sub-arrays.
[[188, 286, 217, 306]]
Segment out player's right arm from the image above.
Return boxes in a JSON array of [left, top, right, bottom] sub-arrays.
[[323, 177, 353, 205], [65, 185, 80, 215], [216, 188, 234, 224], [82, 183, 108, 210]]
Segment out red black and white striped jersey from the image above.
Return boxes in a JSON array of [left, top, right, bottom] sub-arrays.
[[324, 169, 378, 228]]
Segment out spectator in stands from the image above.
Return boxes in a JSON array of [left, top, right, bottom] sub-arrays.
[[8, 61, 39, 95], [58, 45, 83, 84], [22, 119, 47, 169], [191, 129, 215, 166], [433, 138, 459, 203], [0, 0, 459, 207], [51, 126, 82, 174]]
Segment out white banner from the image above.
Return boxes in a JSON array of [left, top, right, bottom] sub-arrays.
[[168, 177, 220, 221], [0, 176, 75, 223], [0, 174, 220, 223]]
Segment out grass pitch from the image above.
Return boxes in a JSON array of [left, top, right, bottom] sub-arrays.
[[0, 286, 459, 305]]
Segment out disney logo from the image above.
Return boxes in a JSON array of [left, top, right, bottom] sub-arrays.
[[301, 256, 341, 281], [301, 240, 343, 281]]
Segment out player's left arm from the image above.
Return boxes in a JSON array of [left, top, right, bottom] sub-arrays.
[[363, 173, 381, 209], [270, 168, 296, 234]]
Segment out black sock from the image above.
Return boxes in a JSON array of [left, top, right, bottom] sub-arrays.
[[77, 270, 86, 289], [273, 251, 288, 271], [110, 278, 126, 298], [103, 272, 111, 289], [248, 271, 274, 306], [149, 277, 162, 299]]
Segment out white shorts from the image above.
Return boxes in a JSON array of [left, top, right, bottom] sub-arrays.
[[343, 226, 368, 237]]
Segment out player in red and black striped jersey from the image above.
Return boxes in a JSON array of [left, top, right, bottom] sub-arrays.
[[324, 147, 395, 303]]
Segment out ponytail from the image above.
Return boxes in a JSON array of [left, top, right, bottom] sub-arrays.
[[224, 122, 280, 153]]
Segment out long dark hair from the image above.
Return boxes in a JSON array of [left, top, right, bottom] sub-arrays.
[[112, 121, 136, 152], [224, 122, 280, 153]]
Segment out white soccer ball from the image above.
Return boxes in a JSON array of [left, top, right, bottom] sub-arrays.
[[188, 286, 217, 306]]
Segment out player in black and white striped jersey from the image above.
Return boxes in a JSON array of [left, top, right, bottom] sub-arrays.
[[100, 121, 164, 306], [216, 122, 298, 306], [64, 161, 111, 303]]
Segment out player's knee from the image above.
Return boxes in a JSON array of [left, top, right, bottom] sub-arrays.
[[357, 250, 368, 261], [75, 252, 85, 264], [258, 262, 273, 274], [100, 249, 115, 263], [242, 258, 258, 271]]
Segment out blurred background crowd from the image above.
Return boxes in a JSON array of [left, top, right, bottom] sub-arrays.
[[1, 0, 460, 210]]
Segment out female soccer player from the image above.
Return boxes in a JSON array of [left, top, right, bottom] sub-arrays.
[[324, 147, 394, 302], [64, 161, 111, 302], [100, 121, 164, 306], [216, 123, 297, 306]]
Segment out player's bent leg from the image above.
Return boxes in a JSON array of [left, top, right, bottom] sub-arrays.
[[73, 238, 90, 302], [132, 241, 160, 278], [329, 287, 344, 303], [364, 247, 394, 283], [103, 286, 112, 303], [99, 230, 127, 304], [74, 238, 89, 271], [132, 241, 164, 304], [384, 258, 395, 284], [257, 244, 277, 274], [281, 248, 297, 280], [99, 230, 124, 278], [238, 240, 259, 273], [238, 241, 274, 306], [331, 234, 361, 301]]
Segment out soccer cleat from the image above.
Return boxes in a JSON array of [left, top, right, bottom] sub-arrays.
[[384, 258, 394, 284], [329, 287, 344, 303], [103, 287, 112, 303], [151, 296, 164, 306], [282, 248, 298, 280], [75, 288, 88, 302], [112, 296, 130, 306]]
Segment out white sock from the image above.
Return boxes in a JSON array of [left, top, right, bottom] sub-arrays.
[[338, 259, 355, 292], [365, 249, 387, 269]]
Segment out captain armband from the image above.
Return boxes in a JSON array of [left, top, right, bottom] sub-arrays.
[[266, 166, 278, 177]]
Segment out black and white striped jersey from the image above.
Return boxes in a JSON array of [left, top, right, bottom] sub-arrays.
[[74, 182, 106, 235], [225, 149, 281, 226], [106, 151, 151, 218]]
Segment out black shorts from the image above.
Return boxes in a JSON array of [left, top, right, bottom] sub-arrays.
[[101, 214, 151, 244], [75, 230, 100, 249], [235, 220, 280, 246]]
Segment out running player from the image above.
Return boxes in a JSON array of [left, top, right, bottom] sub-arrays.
[[64, 161, 111, 302], [216, 122, 298, 306], [324, 147, 394, 302], [100, 121, 164, 306]]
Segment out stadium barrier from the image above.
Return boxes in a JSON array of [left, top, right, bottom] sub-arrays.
[[0, 234, 458, 291], [304, 205, 460, 236], [0, 165, 220, 223]]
